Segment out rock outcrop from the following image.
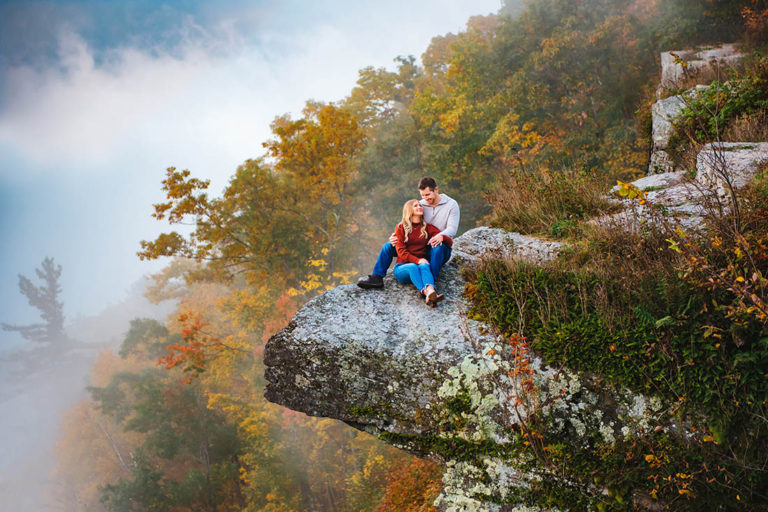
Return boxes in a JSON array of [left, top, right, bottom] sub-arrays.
[[264, 228, 563, 451], [649, 44, 744, 174], [596, 141, 768, 231], [648, 85, 708, 174], [696, 142, 768, 191], [264, 230, 663, 511], [656, 43, 742, 97]]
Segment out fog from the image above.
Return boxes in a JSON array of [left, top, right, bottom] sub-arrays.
[[0, 276, 175, 510], [0, 1, 499, 509]]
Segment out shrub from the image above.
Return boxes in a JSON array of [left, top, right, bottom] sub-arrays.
[[465, 165, 768, 509], [486, 167, 618, 238], [669, 54, 768, 158]]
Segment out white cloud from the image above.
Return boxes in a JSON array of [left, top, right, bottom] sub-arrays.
[[0, 29, 262, 176], [0, 0, 500, 321], [0, 1, 499, 183]]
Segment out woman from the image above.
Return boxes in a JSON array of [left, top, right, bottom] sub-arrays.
[[393, 199, 453, 306]]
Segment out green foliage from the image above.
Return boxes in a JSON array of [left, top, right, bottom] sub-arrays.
[[379, 431, 510, 463], [100, 452, 242, 512], [119, 318, 175, 359], [100, 455, 169, 512], [466, 177, 768, 508], [91, 323, 245, 512], [670, 55, 768, 156], [643, 0, 752, 50]]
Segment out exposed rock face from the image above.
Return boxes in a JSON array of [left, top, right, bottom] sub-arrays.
[[451, 228, 564, 265], [264, 228, 564, 450], [264, 230, 664, 511], [264, 257, 480, 445], [648, 148, 675, 174], [597, 143, 768, 231], [696, 142, 768, 191], [649, 43, 744, 174], [657, 43, 742, 97], [648, 86, 707, 174], [609, 170, 688, 194]]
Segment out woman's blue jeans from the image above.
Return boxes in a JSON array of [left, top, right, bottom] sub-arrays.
[[393, 262, 435, 292], [373, 242, 451, 281]]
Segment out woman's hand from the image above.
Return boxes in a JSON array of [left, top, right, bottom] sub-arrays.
[[418, 258, 429, 265], [428, 234, 444, 247]]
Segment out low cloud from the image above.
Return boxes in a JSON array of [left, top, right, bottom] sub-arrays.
[[0, 0, 499, 324], [0, 27, 283, 177], [0, 1, 499, 181]]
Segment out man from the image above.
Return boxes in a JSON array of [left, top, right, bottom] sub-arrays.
[[357, 177, 460, 289]]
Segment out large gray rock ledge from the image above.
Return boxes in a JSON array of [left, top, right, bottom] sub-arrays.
[[263, 228, 563, 454], [264, 229, 674, 511]]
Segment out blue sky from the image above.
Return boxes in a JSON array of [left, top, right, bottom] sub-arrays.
[[0, 0, 500, 346]]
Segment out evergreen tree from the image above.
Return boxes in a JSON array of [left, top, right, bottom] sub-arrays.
[[2, 256, 65, 342]]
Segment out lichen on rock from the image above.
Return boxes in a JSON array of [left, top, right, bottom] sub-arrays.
[[264, 228, 562, 448], [263, 228, 669, 510]]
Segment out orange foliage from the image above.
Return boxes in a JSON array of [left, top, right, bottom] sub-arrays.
[[159, 311, 212, 379], [743, 2, 768, 42], [262, 292, 298, 342], [375, 457, 444, 512]]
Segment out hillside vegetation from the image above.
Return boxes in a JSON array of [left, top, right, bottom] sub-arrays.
[[54, 0, 768, 511]]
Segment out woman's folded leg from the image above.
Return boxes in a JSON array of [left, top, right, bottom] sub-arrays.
[[394, 263, 429, 292], [417, 264, 435, 291], [393, 263, 416, 287]]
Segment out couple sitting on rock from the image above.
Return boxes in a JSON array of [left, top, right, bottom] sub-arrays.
[[358, 177, 460, 307]]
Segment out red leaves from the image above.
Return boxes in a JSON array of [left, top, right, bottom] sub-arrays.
[[158, 312, 213, 383]]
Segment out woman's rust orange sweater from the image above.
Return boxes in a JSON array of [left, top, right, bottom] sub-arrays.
[[394, 222, 453, 264]]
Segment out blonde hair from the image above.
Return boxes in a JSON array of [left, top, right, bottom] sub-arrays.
[[401, 200, 427, 243]]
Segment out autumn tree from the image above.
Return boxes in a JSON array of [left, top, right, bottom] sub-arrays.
[[262, 100, 370, 278], [375, 457, 443, 512], [2, 256, 66, 342], [86, 317, 247, 512], [346, 55, 420, 126], [345, 57, 427, 232], [139, 101, 371, 301]]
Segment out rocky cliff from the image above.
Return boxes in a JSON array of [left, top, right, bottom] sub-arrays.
[[264, 229, 666, 511], [264, 228, 564, 450], [264, 44, 768, 512]]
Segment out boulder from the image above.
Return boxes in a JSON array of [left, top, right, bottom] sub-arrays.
[[648, 149, 675, 174], [263, 229, 666, 511], [595, 172, 708, 231], [696, 142, 768, 191], [657, 43, 742, 97], [649, 43, 744, 174], [609, 170, 688, 195], [648, 85, 707, 174], [263, 228, 564, 448]]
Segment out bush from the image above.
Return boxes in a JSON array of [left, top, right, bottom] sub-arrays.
[[486, 167, 618, 238], [465, 168, 768, 509], [669, 55, 768, 158]]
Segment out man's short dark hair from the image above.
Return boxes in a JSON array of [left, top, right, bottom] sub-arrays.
[[418, 177, 438, 190]]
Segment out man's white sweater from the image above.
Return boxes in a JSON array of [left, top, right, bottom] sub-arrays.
[[420, 193, 460, 238]]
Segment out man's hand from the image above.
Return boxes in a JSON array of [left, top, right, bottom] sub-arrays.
[[428, 234, 444, 247], [389, 233, 397, 244], [417, 258, 429, 265]]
